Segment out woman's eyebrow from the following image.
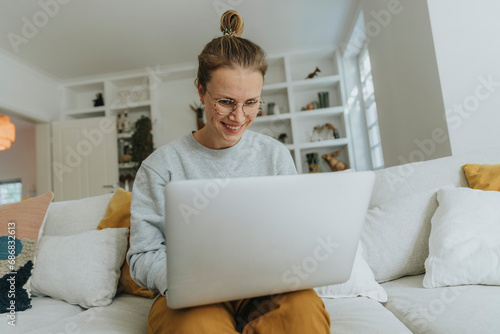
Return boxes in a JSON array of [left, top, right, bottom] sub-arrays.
[[218, 94, 261, 101]]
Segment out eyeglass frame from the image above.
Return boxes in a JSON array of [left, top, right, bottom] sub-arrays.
[[206, 89, 265, 117]]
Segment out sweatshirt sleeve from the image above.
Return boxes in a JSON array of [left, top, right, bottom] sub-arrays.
[[127, 162, 170, 295]]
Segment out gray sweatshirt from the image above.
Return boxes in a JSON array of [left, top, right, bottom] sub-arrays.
[[127, 130, 297, 295]]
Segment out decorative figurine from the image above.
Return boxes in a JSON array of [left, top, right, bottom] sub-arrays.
[[306, 153, 321, 173], [318, 91, 329, 108], [117, 112, 124, 133], [123, 110, 131, 133], [325, 123, 336, 140], [119, 173, 134, 191], [311, 125, 324, 142], [322, 150, 347, 172], [305, 67, 321, 79], [119, 145, 133, 163], [93, 93, 104, 107], [333, 127, 340, 139], [278, 133, 287, 144], [190, 102, 205, 130]]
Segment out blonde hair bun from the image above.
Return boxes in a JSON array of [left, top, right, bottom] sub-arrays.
[[220, 10, 244, 37]]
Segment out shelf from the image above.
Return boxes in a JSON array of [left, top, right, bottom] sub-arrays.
[[292, 75, 341, 89], [253, 113, 292, 123], [64, 81, 105, 111], [65, 106, 106, 118], [297, 138, 349, 150], [117, 132, 134, 139], [262, 82, 288, 91], [119, 162, 138, 169], [294, 106, 344, 118], [110, 100, 151, 111], [290, 49, 339, 81]]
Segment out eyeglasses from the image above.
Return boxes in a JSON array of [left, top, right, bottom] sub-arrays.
[[206, 90, 265, 117]]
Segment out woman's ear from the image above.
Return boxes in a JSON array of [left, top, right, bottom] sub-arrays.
[[197, 81, 205, 105]]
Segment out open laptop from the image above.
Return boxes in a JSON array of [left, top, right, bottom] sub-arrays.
[[164, 171, 375, 309]]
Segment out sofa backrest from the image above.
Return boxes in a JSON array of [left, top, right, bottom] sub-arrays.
[[370, 147, 500, 208], [361, 146, 500, 283]]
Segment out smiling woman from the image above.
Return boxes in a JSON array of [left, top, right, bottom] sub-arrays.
[[127, 9, 331, 334]]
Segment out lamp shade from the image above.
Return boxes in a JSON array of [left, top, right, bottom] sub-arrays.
[[0, 114, 16, 150]]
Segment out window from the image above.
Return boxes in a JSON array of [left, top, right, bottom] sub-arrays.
[[0, 179, 22, 205], [358, 45, 384, 169]]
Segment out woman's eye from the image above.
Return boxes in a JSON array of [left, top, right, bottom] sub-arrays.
[[245, 100, 259, 106], [218, 99, 234, 106]]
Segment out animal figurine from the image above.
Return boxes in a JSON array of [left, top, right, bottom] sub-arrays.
[[311, 125, 325, 141], [278, 133, 287, 144], [322, 150, 347, 172], [93, 93, 104, 107], [305, 67, 321, 79], [190, 102, 205, 130], [324, 123, 340, 140]]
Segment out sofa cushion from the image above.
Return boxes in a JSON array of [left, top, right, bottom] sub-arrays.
[[462, 163, 500, 191], [43, 193, 114, 236], [361, 188, 438, 283], [97, 188, 155, 299], [314, 244, 387, 302], [0, 296, 83, 333], [25, 293, 155, 334], [31, 228, 129, 308], [362, 147, 500, 283], [0, 192, 54, 314], [323, 297, 411, 334], [382, 275, 500, 334], [423, 187, 500, 288]]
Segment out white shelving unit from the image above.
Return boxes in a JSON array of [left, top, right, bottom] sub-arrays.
[[60, 48, 354, 179], [61, 73, 154, 189], [250, 48, 354, 173]]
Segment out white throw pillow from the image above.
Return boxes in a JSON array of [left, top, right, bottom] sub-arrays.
[[361, 188, 439, 283], [31, 228, 129, 308], [314, 244, 388, 302], [423, 187, 500, 288], [43, 193, 114, 237]]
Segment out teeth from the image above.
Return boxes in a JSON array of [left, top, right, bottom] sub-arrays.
[[225, 124, 242, 130]]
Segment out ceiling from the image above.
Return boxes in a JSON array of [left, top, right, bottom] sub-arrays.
[[0, 0, 352, 81]]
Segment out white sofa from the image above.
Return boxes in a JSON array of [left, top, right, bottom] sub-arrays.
[[3, 147, 500, 334]]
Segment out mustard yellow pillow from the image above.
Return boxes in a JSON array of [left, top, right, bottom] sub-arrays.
[[97, 188, 156, 298], [462, 164, 500, 191]]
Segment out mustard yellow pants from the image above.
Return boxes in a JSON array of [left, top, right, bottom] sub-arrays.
[[147, 289, 330, 333]]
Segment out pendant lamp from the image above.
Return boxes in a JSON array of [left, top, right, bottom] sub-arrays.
[[0, 114, 16, 151]]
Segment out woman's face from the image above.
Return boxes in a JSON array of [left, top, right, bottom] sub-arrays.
[[196, 66, 263, 149]]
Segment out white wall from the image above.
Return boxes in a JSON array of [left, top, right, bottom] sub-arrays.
[[0, 126, 37, 198], [427, 0, 500, 155], [0, 50, 62, 122], [360, 0, 452, 167]]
